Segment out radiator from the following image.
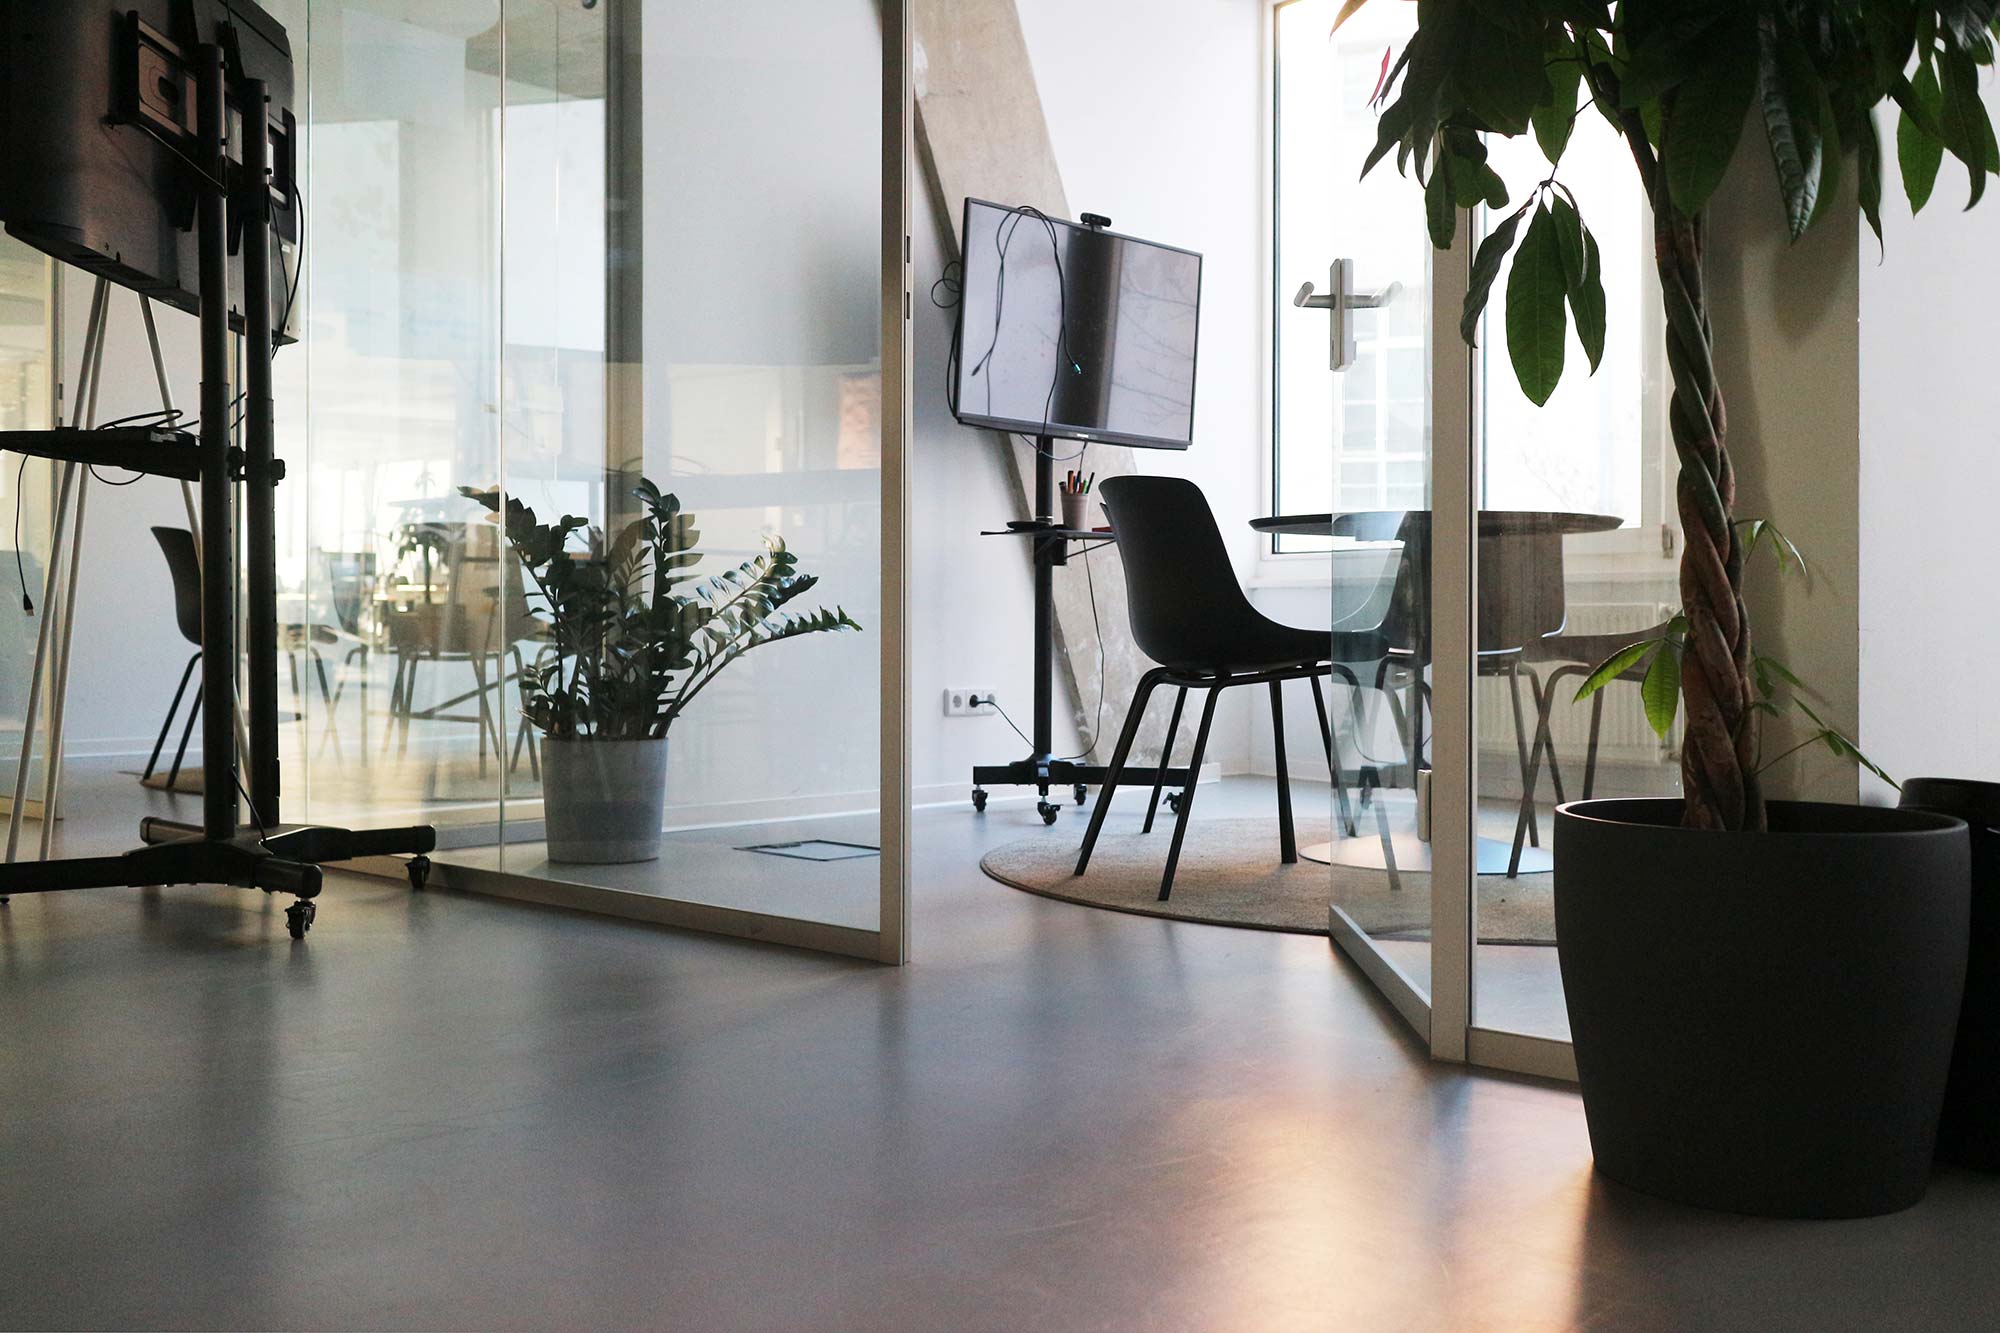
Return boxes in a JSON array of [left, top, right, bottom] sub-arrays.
[[1478, 601, 1679, 769]]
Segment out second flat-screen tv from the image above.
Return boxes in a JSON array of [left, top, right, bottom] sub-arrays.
[[954, 198, 1202, 451]]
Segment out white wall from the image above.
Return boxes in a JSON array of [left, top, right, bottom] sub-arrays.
[[910, 0, 1269, 799], [1858, 80, 2000, 800]]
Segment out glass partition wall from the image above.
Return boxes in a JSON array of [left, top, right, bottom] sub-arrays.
[[1273, 0, 1668, 1076], [280, 1, 910, 962]]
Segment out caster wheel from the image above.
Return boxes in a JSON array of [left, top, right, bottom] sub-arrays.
[[407, 854, 433, 892], [1037, 801, 1060, 825], [1073, 784, 1088, 807], [285, 899, 316, 940], [972, 788, 989, 813], [1166, 791, 1185, 815]]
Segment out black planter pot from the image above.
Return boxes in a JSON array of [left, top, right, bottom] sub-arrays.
[[1899, 778, 2000, 1172], [1553, 798, 1970, 1218]]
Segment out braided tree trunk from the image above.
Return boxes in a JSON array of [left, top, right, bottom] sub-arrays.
[[1655, 207, 1763, 832]]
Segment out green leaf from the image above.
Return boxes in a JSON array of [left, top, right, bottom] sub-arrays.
[[1939, 47, 1999, 208], [1569, 230, 1606, 373], [1758, 19, 1825, 240], [1505, 204, 1568, 406], [1899, 66, 1947, 214], [1573, 639, 1658, 702], [1460, 202, 1530, 346], [1456, 18, 1551, 136], [1550, 195, 1587, 291], [1533, 48, 1583, 164], [1857, 110, 1884, 247], [1640, 640, 1683, 738], [1662, 18, 1758, 214], [1425, 159, 1457, 249]]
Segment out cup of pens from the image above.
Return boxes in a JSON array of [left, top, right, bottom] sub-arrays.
[[1061, 470, 1094, 531]]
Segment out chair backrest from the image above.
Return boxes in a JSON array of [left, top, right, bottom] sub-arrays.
[[319, 551, 377, 638], [1339, 512, 1568, 659], [1476, 529, 1568, 653], [1098, 474, 1268, 667], [151, 527, 203, 648]]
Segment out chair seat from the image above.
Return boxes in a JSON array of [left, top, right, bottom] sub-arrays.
[[1159, 624, 1388, 675]]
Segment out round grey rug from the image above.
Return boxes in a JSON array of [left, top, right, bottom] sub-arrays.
[[980, 817, 1556, 944]]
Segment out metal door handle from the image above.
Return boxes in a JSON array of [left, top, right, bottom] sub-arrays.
[[1293, 259, 1401, 370]]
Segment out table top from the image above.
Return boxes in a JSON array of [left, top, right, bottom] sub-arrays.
[[978, 525, 1114, 540], [1251, 509, 1624, 539]]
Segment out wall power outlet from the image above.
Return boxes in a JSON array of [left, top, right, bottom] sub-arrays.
[[943, 688, 998, 717]]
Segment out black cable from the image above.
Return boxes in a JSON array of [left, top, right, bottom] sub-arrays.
[[93, 408, 185, 431], [234, 771, 272, 849], [279, 178, 304, 338], [12, 453, 31, 614], [87, 466, 146, 487], [1055, 532, 1107, 763], [968, 205, 1087, 459], [933, 260, 964, 417], [973, 694, 1035, 752]]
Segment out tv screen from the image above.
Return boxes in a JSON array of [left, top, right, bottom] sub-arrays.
[[953, 198, 1201, 451], [0, 0, 299, 339]]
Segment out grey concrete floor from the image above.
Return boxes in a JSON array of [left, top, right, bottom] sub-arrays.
[[2, 768, 1999, 1329]]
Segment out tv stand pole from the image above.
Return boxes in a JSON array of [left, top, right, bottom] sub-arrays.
[[971, 435, 1193, 825], [0, 43, 435, 936]]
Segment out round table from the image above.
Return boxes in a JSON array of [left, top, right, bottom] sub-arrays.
[[1251, 509, 1624, 876]]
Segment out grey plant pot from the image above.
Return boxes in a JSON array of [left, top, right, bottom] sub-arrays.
[[540, 737, 670, 864]]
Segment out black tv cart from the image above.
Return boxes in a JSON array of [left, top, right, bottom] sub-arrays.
[[0, 34, 433, 936], [973, 437, 1194, 824]]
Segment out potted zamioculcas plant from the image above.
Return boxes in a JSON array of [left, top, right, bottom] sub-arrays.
[[1352, 0, 1997, 1216], [463, 480, 861, 864]]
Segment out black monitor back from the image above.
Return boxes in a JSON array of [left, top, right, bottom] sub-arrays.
[[0, 0, 298, 338]]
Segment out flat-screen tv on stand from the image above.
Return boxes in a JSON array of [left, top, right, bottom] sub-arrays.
[[953, 198, 1202, 457], [951, 198, 1203, 824]]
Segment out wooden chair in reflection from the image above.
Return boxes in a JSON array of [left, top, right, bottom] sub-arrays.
[[378, 522, 541, 781]]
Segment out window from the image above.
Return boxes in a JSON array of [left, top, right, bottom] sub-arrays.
[[1267, 0, 1674, 565], [1270, 0, 1429, 555], [1476, 117, 1672, 551]]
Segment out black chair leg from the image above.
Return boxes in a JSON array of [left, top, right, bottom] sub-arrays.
[[1312, 671, 1357, 838], [1075, 668, 1167, 876], [1507, 660, 1541, 849], [1159, 686, 1223, 901], [167, 683, 203, 791], [1583, 686, 1605, 800], [1508, 677, 1556, 879], [143, 653, 201, 782], [1270, 680, 1297, 864], [1141, 687, 1188, 835]]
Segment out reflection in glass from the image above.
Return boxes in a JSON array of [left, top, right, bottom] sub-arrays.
[[286, 1, 887, 940], [1471, 116, 1681, 1042]]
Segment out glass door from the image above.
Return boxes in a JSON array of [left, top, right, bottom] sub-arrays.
[[1272, 0, 1463, 1043], [286, 0, 911, 963], [1463, 110, 1679, 1073], [1272, 0, 1677, 1076]]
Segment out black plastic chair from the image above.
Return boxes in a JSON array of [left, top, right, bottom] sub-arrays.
[[144, 528, 330, 791], [1073, 475, 1388, 901], [141, 528, 207, 791]]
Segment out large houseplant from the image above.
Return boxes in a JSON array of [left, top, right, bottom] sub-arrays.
[[1348, 0, 1998, 1215], [464, 481, 861, 863]]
